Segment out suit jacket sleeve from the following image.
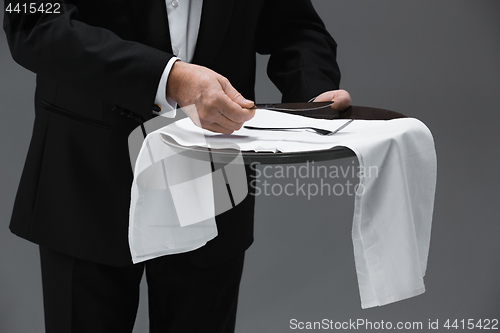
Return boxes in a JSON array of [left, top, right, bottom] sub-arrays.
[[255, 0, 341, 102], [3, 0, 173, 120]]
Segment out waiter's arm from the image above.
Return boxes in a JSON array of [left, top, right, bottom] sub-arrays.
[[3, 0, 170, 120], [255, 0, 350, 110]]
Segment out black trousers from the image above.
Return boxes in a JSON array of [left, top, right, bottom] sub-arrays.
[[39, 246, 245, 333]]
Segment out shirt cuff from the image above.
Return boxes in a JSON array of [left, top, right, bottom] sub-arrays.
[[153, 57, 181, 118]]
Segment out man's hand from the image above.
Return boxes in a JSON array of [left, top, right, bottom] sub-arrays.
[[313, 89, 352, 111], [166, 61, 255, 134]]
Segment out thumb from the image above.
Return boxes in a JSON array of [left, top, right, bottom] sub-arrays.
[[219, 77, 255, 109], [313, 91, 335, 102]]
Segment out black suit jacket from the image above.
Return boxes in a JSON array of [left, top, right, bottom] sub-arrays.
[[4, 0, 341, 266]]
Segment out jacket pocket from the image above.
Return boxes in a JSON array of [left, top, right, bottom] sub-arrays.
[[40, 100, 111, 130]]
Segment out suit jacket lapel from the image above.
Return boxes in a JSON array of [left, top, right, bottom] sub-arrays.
[[192, 0, 236, 67], [128, 0, 172, 53]]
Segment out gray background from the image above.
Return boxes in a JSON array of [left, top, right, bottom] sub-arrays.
[[1, 0, 499, 332]]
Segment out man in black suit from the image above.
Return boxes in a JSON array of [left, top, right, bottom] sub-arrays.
[[4, 0, 351, 332]]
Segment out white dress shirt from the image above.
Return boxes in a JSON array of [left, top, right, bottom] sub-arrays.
[[154, 0, 203, 117]]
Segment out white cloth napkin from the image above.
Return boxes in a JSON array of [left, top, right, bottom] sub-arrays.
[[129, 121, 218, 263], [129, 109, 437, 308]]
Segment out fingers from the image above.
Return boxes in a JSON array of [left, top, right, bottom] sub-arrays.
[[204, 101, 246, 132], [217, 76, 255, 122], [167, 62, 255, 134], [188, 88, 253, 133], [194, 88, 251, 132], [213, 95, 255, 125], [219, 76, 255, 108], [333, 89, 352, 111], [201, 122, 237, 135], [313, 89, 352, 111], [194, 76, 254, 133], [313, 91, 335, 102]]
